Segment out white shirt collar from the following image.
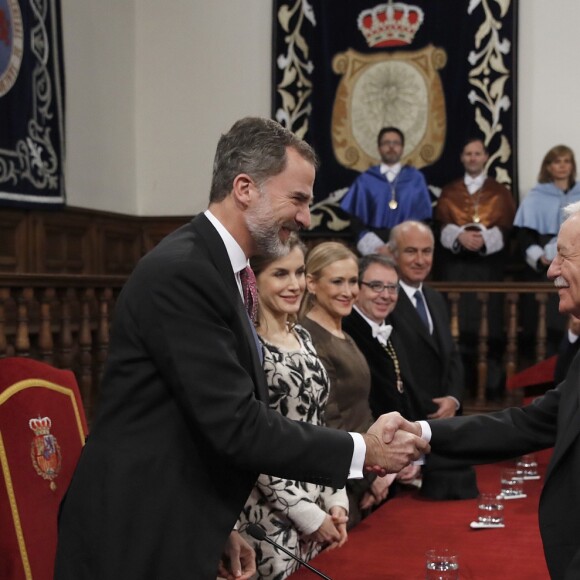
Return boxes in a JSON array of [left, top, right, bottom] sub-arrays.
[[204, 209, 248, 275], [399, 279, 423, 301], [204, 210, 248, 299], [464, 172, 486, 194], [353, 305, 392, 344], [380, 162, 402, 182]]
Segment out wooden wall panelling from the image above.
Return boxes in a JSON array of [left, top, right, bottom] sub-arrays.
[[0, 210, 28, 272], [32, 212, 95, 274], [141, 216, 191, 255], [97, 218, 142, 275], [0, 206, 197, 275]]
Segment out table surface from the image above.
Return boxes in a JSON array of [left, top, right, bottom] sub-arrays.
[[289, 451, 551, 580]]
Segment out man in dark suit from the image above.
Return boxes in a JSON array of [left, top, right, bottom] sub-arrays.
[[343, 254, 430, 496], [386, 220, 478, 499], [555, 315, 580, 384], [342, 254, 428, 422], [384, 201, 580, 579], [54, 117, 428, 580]]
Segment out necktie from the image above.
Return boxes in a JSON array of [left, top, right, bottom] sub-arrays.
[[240, 266, 258, 323], [414, 290, 430, 332], [372, 323, 393, 344]]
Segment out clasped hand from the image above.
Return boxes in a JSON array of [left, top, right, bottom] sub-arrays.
[[362, 413, 428, 477]]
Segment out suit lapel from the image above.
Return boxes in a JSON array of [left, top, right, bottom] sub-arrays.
[[191, 214, 268, 402], [348, 310, 386, 359]]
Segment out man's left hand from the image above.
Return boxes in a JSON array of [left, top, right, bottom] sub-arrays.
[[427, 396, 457, 419]]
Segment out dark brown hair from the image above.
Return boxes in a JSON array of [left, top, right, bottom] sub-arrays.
[[538, 145, 577, 189], [209, 117, 318, 203]]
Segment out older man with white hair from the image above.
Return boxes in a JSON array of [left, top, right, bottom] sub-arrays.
[[383, 200, 580, 579]]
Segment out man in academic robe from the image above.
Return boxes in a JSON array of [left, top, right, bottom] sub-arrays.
[[434, 137, 516, 397], [340, 126, 432, 256]]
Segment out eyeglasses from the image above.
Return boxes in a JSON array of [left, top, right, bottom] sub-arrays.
[[379, 140, 403, 147], [361, 281, 399, 294]]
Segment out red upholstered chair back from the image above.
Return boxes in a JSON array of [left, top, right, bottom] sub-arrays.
[[506, 355, 557, 404], [0, 357, 88, 580]]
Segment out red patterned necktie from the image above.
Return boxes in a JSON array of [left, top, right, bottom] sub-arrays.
[[240, 266, 258, 323]]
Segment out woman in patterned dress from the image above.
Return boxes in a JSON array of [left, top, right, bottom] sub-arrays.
[[237, 234, 349, 580]]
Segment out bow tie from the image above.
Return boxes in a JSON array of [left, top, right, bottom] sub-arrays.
[[372, 324, 393, 343]]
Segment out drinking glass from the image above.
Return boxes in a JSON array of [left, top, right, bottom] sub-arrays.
[[516, 453, 539, 478], [477, 492, 504, 525], [500, 468, 524, 498], [425, 548, 459, 580]]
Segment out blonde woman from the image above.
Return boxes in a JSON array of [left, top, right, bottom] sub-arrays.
[[301, 242, 394, 528], [238, 234, 348, 580]]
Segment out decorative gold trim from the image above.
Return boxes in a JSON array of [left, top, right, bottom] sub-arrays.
[[0, 379, 86, 578], [467, 0, 513, 186], [0, 379, 85, 439], [331, 45, 447, 172], [274, 0, 316, 138], [0, 431, 32, 580]]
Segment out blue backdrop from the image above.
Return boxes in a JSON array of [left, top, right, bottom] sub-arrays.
[[0, 0, 65, 208]]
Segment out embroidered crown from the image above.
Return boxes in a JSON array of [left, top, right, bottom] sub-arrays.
[[357, 1, 424, 48], [29, 416, 52, 435]]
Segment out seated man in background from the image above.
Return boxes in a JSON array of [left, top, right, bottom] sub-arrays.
[[387, 220, 478, 500], [343, 254, 429, 488], [434, 137, 516, 399], [340, 127, 432, 256], [343, 254, 428, 423]]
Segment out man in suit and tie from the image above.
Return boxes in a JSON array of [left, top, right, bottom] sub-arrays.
[[54, 117, 428, 580], [384, 201, 580, 579], [386, 220, 478, 499]]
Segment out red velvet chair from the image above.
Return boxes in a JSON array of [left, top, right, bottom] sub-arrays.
[[506, 355, 557, 404], [0, 357, 88, 580]]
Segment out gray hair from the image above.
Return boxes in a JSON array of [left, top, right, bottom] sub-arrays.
[[209, 117, 318, 203], [388, 220, 434, 255], [563, 200, 580, 218]]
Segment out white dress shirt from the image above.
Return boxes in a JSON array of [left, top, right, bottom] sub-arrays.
[[380, 162, 402, 183], [353, 305, 392, 345]]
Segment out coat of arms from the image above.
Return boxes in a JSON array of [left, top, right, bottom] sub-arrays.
[[29, 416, 62, 491], [331, 2, 447, 172]]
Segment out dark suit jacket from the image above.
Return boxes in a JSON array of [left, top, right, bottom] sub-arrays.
[[342, 309, 429, 421], [389, 286, 464, 410], [429, 351, 580, 579], [555, 334, 580, 384], [54, 214, 353, 580], [389, 286, 478, 500]]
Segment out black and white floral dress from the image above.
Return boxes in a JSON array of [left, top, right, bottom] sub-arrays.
[[238, 325, 349, 580]]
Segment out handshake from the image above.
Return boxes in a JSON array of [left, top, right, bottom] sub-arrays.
[[362, 412, 429, 476]]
